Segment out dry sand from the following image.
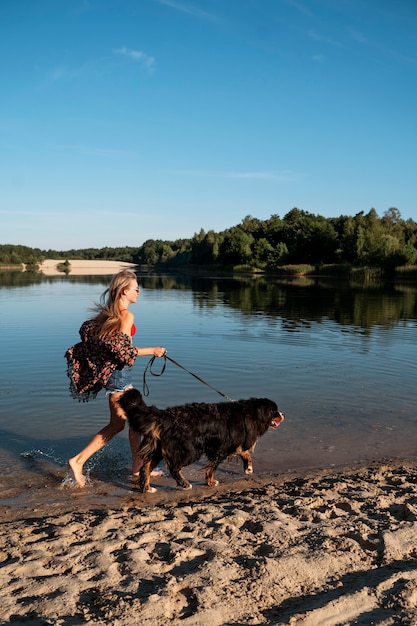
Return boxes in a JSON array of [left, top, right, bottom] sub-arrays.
[[37, 259, 138, 276], [1, 459, 417, 625]]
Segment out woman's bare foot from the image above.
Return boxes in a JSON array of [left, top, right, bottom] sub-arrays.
[[69, 457, 86, 487]]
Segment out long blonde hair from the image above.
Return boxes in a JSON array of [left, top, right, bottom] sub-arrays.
[[90, 269, 137, 338]]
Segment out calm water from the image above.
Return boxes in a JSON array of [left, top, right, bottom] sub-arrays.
[[1, 270, 416, 507]]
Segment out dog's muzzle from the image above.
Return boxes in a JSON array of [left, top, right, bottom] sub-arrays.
[[270, 411, 285, 429]]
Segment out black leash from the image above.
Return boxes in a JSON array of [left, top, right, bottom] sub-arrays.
[[142, 353, 235, 401]]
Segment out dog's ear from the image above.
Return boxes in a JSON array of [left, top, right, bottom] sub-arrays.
[[254, 398, 277, 417]]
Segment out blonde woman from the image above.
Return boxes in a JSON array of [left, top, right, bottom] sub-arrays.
[[66, 269, 166, 487]]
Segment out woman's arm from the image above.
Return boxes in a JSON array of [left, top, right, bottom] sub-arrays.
[[119, 309, 134, 337], [136, 346, 166, 358]]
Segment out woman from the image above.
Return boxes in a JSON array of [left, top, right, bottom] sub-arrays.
[[65, 269, 166, 487]]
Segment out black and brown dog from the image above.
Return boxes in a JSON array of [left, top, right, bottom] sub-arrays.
[[119, 388, 284, 493]]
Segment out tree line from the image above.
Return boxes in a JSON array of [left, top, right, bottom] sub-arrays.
[[2, 207, 417, 274]]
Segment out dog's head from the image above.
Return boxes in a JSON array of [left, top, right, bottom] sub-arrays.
[[237, 398, 284, 450], [260, 398, 284, 429], [244, 398, 285, 430]]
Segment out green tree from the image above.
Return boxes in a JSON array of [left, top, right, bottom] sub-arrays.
[[220, 228, 254, 265], [192, 230, 220, 264], [267, 242, 289, 268], [251, 237, 274, 268]]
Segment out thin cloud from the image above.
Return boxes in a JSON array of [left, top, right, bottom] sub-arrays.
[[226, 170, 300, 182], [167, 169, 301, 182], [50, 66, 69, 81], [53, 144, 130, 158], [154, 0, 219, 22], [348, 28, 368, 44], [46, 58, 100, 82], [113, 46, 156, 72], [348, 27, 417, 69], [282, 0, 313, 19], [47, 48, 155, 84], [308, 28, 344, 49], [71, 0, 92, 16], [48, 65, 82, 81]]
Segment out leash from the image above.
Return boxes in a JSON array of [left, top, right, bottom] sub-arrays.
[[142, 353, 235, 402]]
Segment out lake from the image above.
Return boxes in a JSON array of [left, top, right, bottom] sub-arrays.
[[1, 270, 416, 508]]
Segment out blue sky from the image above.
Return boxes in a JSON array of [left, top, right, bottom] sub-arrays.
[[1, 0, 416, 250]]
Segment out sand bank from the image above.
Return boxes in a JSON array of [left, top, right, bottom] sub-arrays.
[[37, 259, 137, 276], [1, 459, 417, 625]]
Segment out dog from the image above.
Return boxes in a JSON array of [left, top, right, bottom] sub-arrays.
[[119, 388, 284, 493]]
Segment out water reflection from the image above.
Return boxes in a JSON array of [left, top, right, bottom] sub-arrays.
[[2, 270, 417, 334], [139, 273, 417, 333], [0, 270, 115, 289]]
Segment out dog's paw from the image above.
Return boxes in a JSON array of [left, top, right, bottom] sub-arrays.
[[207, 479, 219, 487], [145, 486, 157, 493], [244, 466, 253, 474], [182, 484, 192, 490]]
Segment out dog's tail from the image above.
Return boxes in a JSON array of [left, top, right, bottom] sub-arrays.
[[139, 422, 162, 456]]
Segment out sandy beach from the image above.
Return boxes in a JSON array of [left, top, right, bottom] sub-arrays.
[[37, 259, 138, 276], [1, 458, 417, 625]]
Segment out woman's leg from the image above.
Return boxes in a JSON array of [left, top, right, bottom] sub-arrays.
[[69, 392, 126, 487]]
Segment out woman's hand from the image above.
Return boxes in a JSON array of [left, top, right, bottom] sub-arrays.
[[153, 347, 167, 358]]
